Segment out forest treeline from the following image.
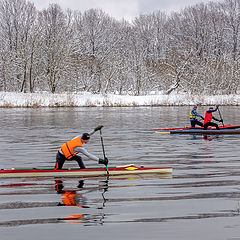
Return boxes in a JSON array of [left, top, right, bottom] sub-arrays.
[[0, 0, 240, 95]]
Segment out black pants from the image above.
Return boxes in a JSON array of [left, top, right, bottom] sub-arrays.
[[190, 119, 203, 127], [55, 152, 85, 170], [203, 122, 219, 130]]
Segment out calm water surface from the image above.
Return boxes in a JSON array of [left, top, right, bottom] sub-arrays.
[[0, 106, 240, 240]]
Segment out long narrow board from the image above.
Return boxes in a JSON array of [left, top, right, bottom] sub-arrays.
[[156, 129, 240, 135], [0, 165, 172, 178], [153, 124, 240, 131]]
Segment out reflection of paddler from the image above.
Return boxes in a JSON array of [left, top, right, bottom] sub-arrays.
[[55, 180, 64, 193], [63, 215, 84, 223], [55, 180, 87, 207], [55, 179, 108, 225], [62, 191, 78, 206]]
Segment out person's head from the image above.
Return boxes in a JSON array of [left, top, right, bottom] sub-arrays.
[[193, 105, 198, 110], [209, 106, 214, 110], [81, 133, 90, 144]]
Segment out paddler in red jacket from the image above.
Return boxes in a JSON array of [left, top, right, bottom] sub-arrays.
[[203, 106, 223, 130], [55, 125, 108, 170]]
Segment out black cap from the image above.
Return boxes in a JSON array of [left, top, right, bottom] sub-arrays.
[[81, 133, 90, 140]]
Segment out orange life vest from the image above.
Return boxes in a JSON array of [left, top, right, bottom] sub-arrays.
[[61, 137, 83, 159], [203, 111, 213, 125]]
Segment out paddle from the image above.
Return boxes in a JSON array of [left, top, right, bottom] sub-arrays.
[[217, 106, 224, 127], [99, 129, 109, 175]]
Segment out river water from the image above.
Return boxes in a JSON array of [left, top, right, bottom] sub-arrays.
[[0, 106, 240, 240]]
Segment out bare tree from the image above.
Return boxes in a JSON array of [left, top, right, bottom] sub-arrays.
[[0, 0, 39, 92], [220, 0, 240, 61], [39, 4, 75, 93]]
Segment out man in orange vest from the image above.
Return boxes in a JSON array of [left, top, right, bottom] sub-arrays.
[[203, 106, 223, 130], [55, 125, 108, 170]]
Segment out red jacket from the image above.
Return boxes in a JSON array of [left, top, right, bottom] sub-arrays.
[[203, 111, 213, 125]]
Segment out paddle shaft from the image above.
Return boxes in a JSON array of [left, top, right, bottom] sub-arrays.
[[217, 107, 224, 127], [100, 129, 106, 158], [99, 129, 109, 175]]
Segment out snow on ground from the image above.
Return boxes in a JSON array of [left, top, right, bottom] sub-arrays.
[[0, 91, 240, 107]]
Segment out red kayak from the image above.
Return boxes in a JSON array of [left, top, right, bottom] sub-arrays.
[[153, 124, 240, 131], [0, 165, 172, 178]]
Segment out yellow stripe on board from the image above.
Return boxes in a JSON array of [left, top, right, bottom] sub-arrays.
[[125, 166, 139, 171]]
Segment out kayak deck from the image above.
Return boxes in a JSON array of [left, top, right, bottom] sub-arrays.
[[153, 124, 240, 131], [154, 124, 240, 135], [156, 128, 240, 135], [0, 165, 172, 178]]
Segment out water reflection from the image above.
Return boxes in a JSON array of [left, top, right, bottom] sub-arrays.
[[55, 178, 109, 224], [190, 134, 222, 141], [0, 178, 110, 227], [55, 180, 88, 207]]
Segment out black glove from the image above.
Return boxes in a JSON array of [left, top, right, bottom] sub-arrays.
[[99, 157, 108, 166], [94, 125, 103, 132], [216, 105, 219, 108], [219, 119, 223, 122]]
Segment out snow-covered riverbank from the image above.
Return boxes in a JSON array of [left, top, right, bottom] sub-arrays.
[[0, 92, 240, 107]]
